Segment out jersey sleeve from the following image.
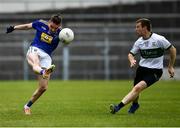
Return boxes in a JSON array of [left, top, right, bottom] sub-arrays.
[[32, 20, 40, 29], [160, 36, 172, 50], [130, 41, 139, 56]]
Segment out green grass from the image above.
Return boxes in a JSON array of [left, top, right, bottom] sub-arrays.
[[0, 80, 180, 127]]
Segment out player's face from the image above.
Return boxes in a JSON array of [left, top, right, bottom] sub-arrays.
[[135, 22, 145, 37], [48, 21, 60, 33]]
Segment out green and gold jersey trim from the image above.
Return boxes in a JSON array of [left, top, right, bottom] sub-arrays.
[[140, 48, 164, 59]]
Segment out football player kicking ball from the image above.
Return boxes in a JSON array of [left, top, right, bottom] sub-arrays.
[[110, 18, 176, 114], [6, 14, 62, 115]]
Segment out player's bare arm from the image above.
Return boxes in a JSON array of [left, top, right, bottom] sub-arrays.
[[6, 23, 32, 33], [168, 45, 176, 78], [128, 53, 136, 68], [14, 23, 33, 30]]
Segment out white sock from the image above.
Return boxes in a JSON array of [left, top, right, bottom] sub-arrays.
[[24, 104, 30, 109]]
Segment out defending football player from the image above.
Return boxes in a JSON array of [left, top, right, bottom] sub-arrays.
[[110, 18, 176, 114], [6, 14, 62, 115]]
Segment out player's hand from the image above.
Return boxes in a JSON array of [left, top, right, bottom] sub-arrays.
[[6, 26, 15, 33], [130, 59, 136, 68], [168, 66, 175, 78]]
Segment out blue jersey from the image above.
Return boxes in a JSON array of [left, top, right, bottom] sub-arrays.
[[31, 20, 61, 55]]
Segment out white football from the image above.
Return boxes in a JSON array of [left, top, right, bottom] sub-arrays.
[[59, 28, 74, 44]]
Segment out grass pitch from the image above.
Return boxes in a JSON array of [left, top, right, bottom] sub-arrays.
[[0, 80, 180, 127]]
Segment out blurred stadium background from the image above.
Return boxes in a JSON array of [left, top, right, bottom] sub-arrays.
[[0, 0, 179, 80]]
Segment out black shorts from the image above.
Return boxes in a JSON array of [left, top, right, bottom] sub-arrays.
[[134, 66, 163, 87]]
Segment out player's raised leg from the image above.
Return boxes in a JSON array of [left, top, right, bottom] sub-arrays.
[[26, 48, 44, 75]]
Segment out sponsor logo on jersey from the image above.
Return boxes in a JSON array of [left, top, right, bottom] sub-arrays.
[[40, 33, 53, 44], [140, 48, 164, 58]]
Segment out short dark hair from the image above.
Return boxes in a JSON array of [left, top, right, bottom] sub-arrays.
[[50, 14, 62, 25], [136, 18, 152, 31]]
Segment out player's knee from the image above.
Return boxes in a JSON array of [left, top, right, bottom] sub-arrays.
[[39, 86, 48, 93], [133, 85, 142, 93]]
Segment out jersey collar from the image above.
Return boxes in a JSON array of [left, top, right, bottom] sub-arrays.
[[143, 32, 153, 40]]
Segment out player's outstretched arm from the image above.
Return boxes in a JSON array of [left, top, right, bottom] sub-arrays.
[[6, 23, 33, 34]]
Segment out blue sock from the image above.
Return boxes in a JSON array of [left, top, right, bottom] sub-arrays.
[[132, 102, 139, 105], [26, 101, 33, 108], [118, 102, 125, 109]]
